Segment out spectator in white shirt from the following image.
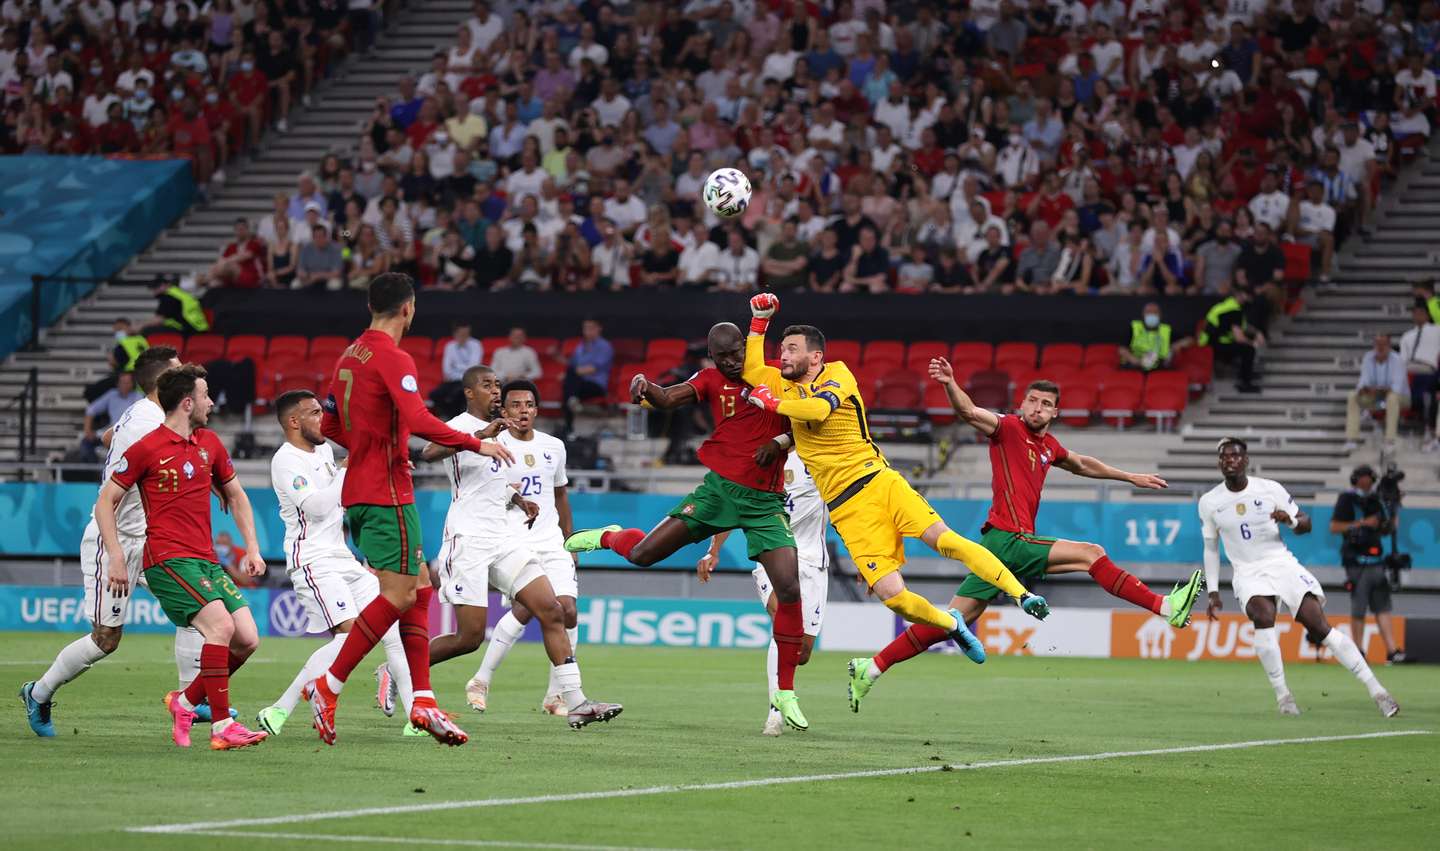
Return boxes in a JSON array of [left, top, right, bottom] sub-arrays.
[[1140, 206, 1183, 253], [995, 126, 1040, 188], [1291, 179, 1336, 282], [591, 77, 632, 128], [490, 326, 544, 384], [713, 229, 760, 292], [603, 180, 648, 237], [431, 320, 484, 417], [1344, 333, 1409, 450], [872, 81, 912, 141], [1089, 22, 1126, 86], [82, 78, 119, 128], [465, 0, 504, 52], [505, 150, 549, 204], [1336, 122, 1377, 233], [1396, 50, 1438, 104], [807, 100, 847, 156], [828, 2, 864, 56], [568, 22, 608, 69], [1400, 305, 1440, 449], [592, 218, 634, 288], [1247, 170, 1291, 230], [678, 218, 722, 286]]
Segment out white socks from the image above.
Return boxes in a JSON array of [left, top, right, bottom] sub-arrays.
[[174, 627, 204, 686], [1323, 629, 1386, 698], [33, 635, 109, 702], [766, 640, 779, 695], [1159, 597, 1174, 618], [279, 634, 347, 712], [865, 659, 884, 683], [553, 661, 587, 711], [474, 610, 524, 684], [1253, 627, 1290, 698], [546, 626, 580, 697], [380, 625, 414, 715]]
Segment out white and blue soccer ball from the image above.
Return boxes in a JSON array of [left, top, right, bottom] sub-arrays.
[[702, 167, 752, 218]]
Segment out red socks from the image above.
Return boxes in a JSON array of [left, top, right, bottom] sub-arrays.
[[772, 600, 803, 690], [400, 586, 434, 695], [1088, 556, 1164, 615], [874, 624, 949, 673], [601, 528, 645, 560], [227, 650, 247, 675], [180, 643, 231, 721], [328, 594, 401, 684]]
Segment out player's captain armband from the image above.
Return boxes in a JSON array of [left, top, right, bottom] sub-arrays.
[[400, 374, 419, 392], [814, 391, 841, 411], [815, 380, 842, 391]]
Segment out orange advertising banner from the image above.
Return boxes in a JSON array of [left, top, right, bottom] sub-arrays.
[[1110, 613, 1403, 664]]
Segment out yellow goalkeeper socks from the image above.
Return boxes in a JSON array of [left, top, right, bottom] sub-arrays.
[[881, 590, 958, 633], [936, 530, 1029, 598]]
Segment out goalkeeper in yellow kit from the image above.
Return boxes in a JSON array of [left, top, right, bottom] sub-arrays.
[[741, 293, 1048, 664]]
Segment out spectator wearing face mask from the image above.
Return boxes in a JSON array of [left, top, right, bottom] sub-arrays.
[[1119, 302, 1192, 372]]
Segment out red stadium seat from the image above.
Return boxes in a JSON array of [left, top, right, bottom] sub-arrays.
[[613, 337, 647, 365], [826, 339, 862, 365], [262, 355, 325, 402], [535, 377, 563, 412], [905, 341, 949, 371], [966, 369, 1011, 412], [947, 360, 987, 388], [1040, 343, 1084, 370], [1099, 370, 1144, 427], [1058, 377, 1098, 427], [480, 336, 509, 359], [145, 331, 183, 354], [266, 335, 309, 361], [1142, 370, 1189, 430], [308, 336, 350, 365], [923, 382, 957, 425], [951, 342, 993, 367], [863, 340, 906, 366], [994, 342, 1038, 374], [539, 355, 568, 378], [400, 336, 434, 363], [646, 337, 688, 362], [529, 336, 559, 358], [182, 333, 226, 363], [861, 356, 904, 377], [224, 334, 266, 364], [1281, 241, 1311, 282], [560, 337, 582, 358], [609, 363, 642, 404], [873, 369, 923, 409], [1083, 342, 1120, 370], [415, 360, 444, 398], [1177, 346, 1214, 393]]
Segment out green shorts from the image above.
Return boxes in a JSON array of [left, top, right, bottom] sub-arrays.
[[668, 471, 796, 560], [347, 504, 424, 575], [146, 558, 247, 627], [955, 527, 1058, 601]]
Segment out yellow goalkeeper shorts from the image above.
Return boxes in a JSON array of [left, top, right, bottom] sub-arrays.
[[829, 468, 941, 586]]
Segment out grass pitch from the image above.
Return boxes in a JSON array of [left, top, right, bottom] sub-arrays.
[[2, 632, 1435, 850]]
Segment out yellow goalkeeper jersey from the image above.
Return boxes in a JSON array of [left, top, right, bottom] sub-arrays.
[[743, 334, 889, 502]]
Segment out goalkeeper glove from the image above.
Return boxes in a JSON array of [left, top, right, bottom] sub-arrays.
[[749, 292, 779, 335], [745, 384, 781, 413]]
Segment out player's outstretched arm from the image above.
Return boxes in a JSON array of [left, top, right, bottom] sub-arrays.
[[929, 357, 999, 436], [633, 374, 699, 410], [1056, 453, 1167, 489], [383, 353, 485, 453], [221, 476, 267, 577]]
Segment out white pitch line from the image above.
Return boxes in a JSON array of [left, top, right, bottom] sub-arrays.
[[129, 730, 1430, 836], [159, 829, 696, 851]]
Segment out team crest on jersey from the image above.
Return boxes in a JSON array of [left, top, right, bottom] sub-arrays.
[[543, 453, 552, 461], [682, 503, 695, 515], [525, 454, 535, 467], [785, 469, 794, 484], [1236, 503, 1246, 516], [182, 461, 195, 479], [197, 448, 209, 465], [199, 577, 213, 591], [293, 475, 309, 491], [115, 456, 128, 474]]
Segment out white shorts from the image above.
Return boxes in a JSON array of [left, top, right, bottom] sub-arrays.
[[752, 561, 829, 637], [79, 521, 145, 629], [436, 535, 544, 606], [537, 549, 578, 600], [288, 556, 380, 633], [1233, 559, 1327, 615]]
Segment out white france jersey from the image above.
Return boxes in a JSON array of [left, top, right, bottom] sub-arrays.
[[442, 411, 522, 540], [97, 397, 164, 538], [496, 428, 569, 552], [1198, 476, 1304, 572], [272, 442, 352, 567], [783, 452, 828, 569]]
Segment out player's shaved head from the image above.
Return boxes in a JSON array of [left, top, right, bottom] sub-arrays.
[[275, 389, 317, 424], [462, 364, 495, 389], [707, 322, 742, 348], [708, 322, 745, 381], [133, 345, 180, 393]]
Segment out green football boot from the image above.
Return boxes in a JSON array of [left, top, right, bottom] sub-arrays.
[[1166, 569, 1207, 627], [402, 722, 429, 736], [255, 705, 288, 736], [847, 657, 875, 713], [770, 689, 808, 732], [564, 525, 621, 553]]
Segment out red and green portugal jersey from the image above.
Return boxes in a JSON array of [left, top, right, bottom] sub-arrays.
[[985, 414, 1069, 535], [112, 425, 235, 566], [684, 367, 788, 493]]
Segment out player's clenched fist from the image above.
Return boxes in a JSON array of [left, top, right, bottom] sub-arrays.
[[745, 384, 782, 413], [749, 292, 779, 334], [630, 373, 650, 404]]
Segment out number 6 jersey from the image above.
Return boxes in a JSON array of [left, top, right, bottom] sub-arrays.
[[1198, 476, 1304, 571]]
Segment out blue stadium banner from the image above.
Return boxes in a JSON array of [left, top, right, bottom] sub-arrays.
[[0, 584, 269, 634], [2, 482, 1437, 570]]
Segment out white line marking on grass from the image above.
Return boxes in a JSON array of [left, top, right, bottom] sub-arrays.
[[164, 829, 695, 851], [129, 730, 1430, 836]]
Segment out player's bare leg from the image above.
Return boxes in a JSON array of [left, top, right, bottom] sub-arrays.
[[1293, 593, 1397, 717], [1243, 596, 1299, 715], [512, 575, 621, 729], [869, 566, 988, 666], [478, 595, 579, 715], [567, 517, 694, 566], [849, 596, 988, 713], [755, 544, 808, 731], [429, 603, 488, 665], [920, 520, 1049, 620], [1046, 540, 1204, 627]]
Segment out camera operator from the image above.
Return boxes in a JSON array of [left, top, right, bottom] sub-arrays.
[[1330, 465, 1406, 663]]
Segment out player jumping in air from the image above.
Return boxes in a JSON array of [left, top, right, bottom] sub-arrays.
[[397, 366, 621, 729], [740, 294, 1047, 662], [306, 273, 507, 746], [1201, 438, 1399, 717], [566, 321, 811, 732], [99, 364, 269, 749], [698, 448, 829, 736], [847, 361, 1207, 709], [20, 346, 221, 736], [256, 390, 416, 737], [464, 379, 584, 716]]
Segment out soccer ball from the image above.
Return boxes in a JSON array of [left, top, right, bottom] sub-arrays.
[[702, 167, 752, 218]]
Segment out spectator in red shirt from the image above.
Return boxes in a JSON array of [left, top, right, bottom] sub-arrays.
[[201, 83, 238, 175], [1026, 171, 1076, 228], [93, 101, 139, 153], [205, 218, 267, 289], [167, 96, 213, 184], [229, 48, 268, 149], [406, 98, 441, 148]]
